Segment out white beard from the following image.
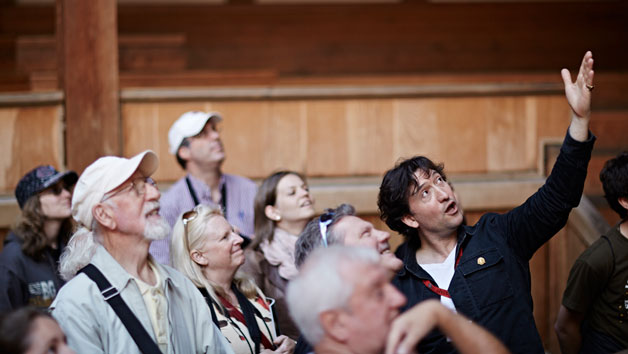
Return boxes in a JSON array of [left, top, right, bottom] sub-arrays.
[[142, 201, 171, 240], [144, 216, 170, 240]]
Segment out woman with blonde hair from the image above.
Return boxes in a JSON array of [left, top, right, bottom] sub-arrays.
[[242, 171, 315, 339], [171, 204, 294, 354]]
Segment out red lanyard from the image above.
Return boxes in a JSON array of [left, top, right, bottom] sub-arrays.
[[421, 247, 463, 299]]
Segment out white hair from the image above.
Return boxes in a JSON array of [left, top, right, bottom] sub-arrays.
[[58, 221, 100, 281], [286, 246, 380, 345]]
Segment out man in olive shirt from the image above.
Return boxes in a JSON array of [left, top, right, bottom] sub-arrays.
[[555, 151, 628, 353]]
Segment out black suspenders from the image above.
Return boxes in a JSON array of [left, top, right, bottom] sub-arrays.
[[79, 264, 162, 354]]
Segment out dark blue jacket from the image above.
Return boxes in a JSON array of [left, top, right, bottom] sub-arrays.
[[393, 131, 595, 354]]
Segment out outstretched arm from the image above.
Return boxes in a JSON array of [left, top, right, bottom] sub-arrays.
[[385, 300, 509, 354], [563, 51, 595, 142]]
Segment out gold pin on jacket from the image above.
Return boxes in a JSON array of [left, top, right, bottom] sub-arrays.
[[477, 257, 486, 265]]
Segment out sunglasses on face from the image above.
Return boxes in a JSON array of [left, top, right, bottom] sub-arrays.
[[318, 210, 336, 247], [44, 182, 69, 196]]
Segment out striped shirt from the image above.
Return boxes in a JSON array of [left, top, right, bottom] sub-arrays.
[[150, 173, 257, 265]]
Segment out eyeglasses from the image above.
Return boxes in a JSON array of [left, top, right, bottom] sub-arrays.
[[44, 182, 69, 196], [181, 208, 199, 252], [102, 177, 156, 202], [318, 210, 335, 247]]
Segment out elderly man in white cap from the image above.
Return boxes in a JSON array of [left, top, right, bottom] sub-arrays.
[[50, 151, 233, 354], [151, 111, 257, 265]]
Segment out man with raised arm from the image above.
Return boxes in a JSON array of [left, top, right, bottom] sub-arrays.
[[377, 52, 596, 353]]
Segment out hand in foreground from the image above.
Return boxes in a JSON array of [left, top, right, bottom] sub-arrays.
[[561, 51, 595, 119], [385, 300, 440, 354], [273, 335, 296, 354], [385, 300, 510, 354]]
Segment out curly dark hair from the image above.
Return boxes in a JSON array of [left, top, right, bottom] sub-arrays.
[[12, 195, 73, 261], [378, 156, 446, 240], [600, 151, 628, 220]]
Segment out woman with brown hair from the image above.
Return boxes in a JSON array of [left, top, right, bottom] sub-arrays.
[[242, 171, 315, 339], [0, 165, 77, 312], [171, 204, 295, 354]]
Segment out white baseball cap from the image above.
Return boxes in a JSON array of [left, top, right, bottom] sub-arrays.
[[71, 150, 159, 230], [168, 111, 223, 154]]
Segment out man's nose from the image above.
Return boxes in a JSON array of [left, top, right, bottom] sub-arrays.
[[376, 229, 391, 242], [145, 182, 161, 200]]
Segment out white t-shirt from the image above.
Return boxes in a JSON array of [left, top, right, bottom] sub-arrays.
[[420, 247, 457, 313]]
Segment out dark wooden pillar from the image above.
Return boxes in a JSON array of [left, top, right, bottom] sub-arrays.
[[56, 0, 120, 173]]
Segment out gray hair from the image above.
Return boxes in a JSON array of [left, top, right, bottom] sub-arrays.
[[286, 245, 380, 346], [58, 220, 101, 281], [294, 203, 355, 268]]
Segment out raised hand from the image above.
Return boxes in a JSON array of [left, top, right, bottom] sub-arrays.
[[561, 51, 595, 119]]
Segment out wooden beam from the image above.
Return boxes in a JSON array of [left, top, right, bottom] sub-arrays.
[[56, 0, 120, 173]]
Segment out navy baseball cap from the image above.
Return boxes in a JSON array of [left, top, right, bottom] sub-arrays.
[[15, 165, 78, 209]]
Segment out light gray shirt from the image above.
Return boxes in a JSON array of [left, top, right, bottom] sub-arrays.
[[50, 245, 234, 354]]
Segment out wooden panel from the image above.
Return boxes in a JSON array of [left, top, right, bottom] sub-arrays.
[[0, 105, 63, 193], [305, 100, 349, 176], [214, 101, 271, 177], [486, 97, 535, 171], [346, 99, 394, 175], [121, 93, 569, 181]]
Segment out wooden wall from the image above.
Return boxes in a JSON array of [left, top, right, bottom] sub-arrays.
[[122, 93, 570, 181]]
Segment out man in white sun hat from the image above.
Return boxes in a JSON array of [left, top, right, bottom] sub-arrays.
[[151, 111, 257, 265], [50, 151, 233, 354]]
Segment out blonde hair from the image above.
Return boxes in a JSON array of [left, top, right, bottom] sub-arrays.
[[170, 204, 257, 309]]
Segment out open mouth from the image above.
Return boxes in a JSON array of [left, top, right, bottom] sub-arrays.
[[300, 199, 313, 208], [444, 201, 457, 215]]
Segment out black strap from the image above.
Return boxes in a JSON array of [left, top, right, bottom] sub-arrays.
[[185, 176, 227, 213], [232, 283, 264, 354], [185, 176, 201, 206], [79, 264, 162, 354], [198, 287, 220, 327]]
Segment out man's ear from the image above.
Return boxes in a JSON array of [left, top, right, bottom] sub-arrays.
[[401, 214, 419, 229], [319, 310, 350, 343], [178, 145, 191, 161], [93, 203, 116, 230], [264, 205, 281, 222], [190, 249, 208, 266], [618, 197, 628, 211]]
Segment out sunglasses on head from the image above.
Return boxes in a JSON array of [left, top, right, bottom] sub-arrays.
[[181, 207, 199, 252], [318, 210, 336, 247]]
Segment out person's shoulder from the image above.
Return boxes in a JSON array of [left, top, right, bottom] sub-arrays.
[[0, 234, 27, 266], [51, 273, 101, 308]]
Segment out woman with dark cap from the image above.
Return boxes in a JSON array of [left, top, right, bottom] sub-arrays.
[[0, 165, 77, 312]]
